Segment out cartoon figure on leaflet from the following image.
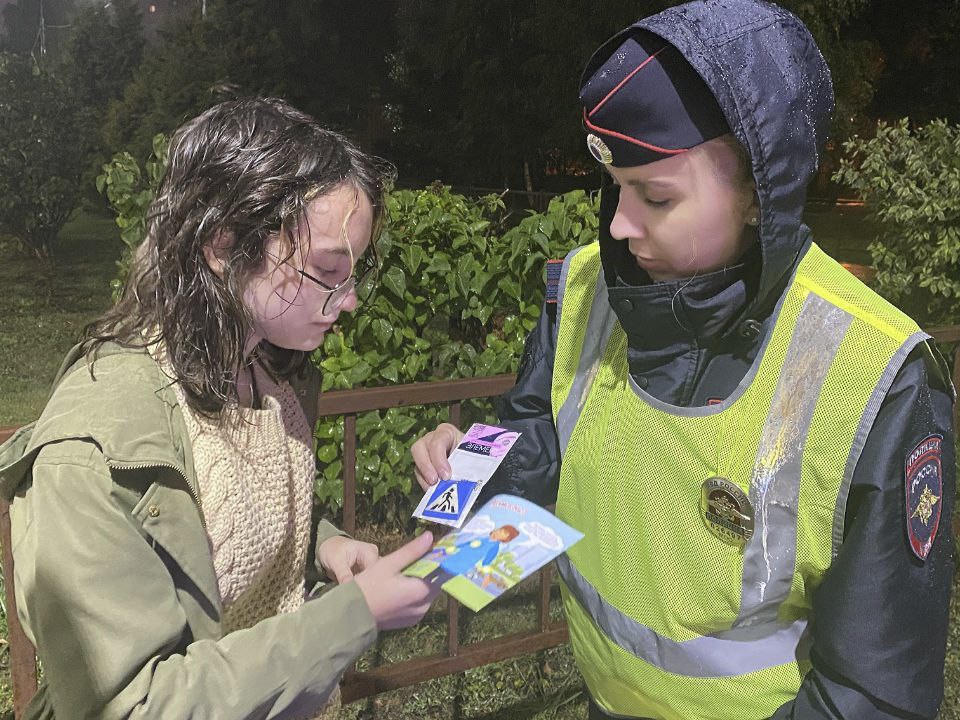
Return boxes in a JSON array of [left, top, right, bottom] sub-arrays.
[[426, 525, 520, 588]]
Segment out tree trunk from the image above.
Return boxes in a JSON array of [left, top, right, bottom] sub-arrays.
[[522, 158, 533, 194]]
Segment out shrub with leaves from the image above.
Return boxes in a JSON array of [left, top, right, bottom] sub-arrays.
[[833, 118, 960, 325], [96, 133, 169, 299], [97, 144, 599, 519], [315, 186, 599, 520], [0, 53, 85, 260]]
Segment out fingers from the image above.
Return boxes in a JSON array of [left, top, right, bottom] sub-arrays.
[[355, 542, 380, 572], [411, 436, 440, 489], [411, 424, 463, 490], [382, 531, 434, 572], [328, 557, 355, 585], [320, 537, 381, 583]]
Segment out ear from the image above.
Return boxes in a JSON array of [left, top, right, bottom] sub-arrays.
[[202, 229, 235, 278]]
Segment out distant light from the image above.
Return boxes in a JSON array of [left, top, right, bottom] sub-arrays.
[[149, 4, 156, 12]]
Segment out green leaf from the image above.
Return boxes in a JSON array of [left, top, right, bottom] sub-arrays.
[[382, 265, 407, 298]]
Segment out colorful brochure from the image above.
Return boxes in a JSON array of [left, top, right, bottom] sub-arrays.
[[412, 423, 521, 528], [404, 494, 584, 612]]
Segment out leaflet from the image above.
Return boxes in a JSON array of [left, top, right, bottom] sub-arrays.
[[412, 423, 520, 528], [405, 493, 584, 612]]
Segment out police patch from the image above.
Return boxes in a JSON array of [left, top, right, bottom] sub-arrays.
[[905, 434, 943, 561]]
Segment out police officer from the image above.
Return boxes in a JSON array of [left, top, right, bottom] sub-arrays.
[[413, 2, 955, 718]]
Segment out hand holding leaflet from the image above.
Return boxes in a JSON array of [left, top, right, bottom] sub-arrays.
[[404, 494, 584, 612], [412, 424, 520, 528]]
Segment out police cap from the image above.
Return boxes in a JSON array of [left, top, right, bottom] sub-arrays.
[[579, 29, 730, 167]]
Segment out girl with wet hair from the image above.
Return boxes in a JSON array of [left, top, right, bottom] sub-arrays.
[[0, 97, 440, 719], [414, 2, 953, 719]]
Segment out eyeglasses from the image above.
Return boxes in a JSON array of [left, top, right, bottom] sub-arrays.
[[296, 262, 376, 315], [289, 254, 378, 315]]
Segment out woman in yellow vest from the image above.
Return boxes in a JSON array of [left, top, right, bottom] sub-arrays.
[[413, 1, 955, 718]]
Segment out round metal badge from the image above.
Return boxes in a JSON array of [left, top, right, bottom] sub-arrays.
[[586, 133, 613, 165], [700, 477, 755, 547]]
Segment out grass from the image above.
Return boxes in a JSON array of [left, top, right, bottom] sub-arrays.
[[0, 211, 121, 426], [0, 207, 957, 719]]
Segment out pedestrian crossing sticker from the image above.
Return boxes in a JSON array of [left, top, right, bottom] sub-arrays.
[[420, 480, 478, 523], [412, 423, 522, 528]]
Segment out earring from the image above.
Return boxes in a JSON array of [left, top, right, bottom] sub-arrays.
[[748, 215, 759, 226]]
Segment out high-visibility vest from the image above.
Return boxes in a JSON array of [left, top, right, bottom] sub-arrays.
[[551, 242, 926, 720]]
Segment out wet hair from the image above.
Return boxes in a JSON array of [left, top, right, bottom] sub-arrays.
[[82, 97, 394, 415]]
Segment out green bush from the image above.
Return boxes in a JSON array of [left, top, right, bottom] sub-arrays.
[[97, 145, 599, 520], [315, 186, 598, 520], [0, 53, 85, 260], [833, 118, 960, 325], [95, 133, 169, 299]]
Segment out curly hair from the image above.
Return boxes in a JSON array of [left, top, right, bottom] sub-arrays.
[[83, 97, 394, 415]]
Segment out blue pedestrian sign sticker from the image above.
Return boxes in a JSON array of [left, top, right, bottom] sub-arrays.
[[420, 479, 478, 523]]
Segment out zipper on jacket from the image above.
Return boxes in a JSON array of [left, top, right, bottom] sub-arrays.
[[105, 459, 206, 528]]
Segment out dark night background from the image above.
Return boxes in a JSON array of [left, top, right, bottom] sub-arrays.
[[2, 0, 958, 197]]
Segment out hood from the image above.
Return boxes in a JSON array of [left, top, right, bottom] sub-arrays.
[[595, 0, 834, 320]]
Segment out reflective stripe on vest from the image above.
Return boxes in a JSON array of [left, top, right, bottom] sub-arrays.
[[551, 241, 926, 719], [555, 554, 810, 676]]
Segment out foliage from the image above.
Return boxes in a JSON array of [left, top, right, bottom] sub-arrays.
[[388, 0, 661, 188], [314, 186, 599, 519], [833, 118, 960, 325], [388, 0, 882, 189], [104, 0, 395, 162], [96, 143, 598, 518], [854, 0, 960, 127], [0, 53, 83, 260], [60, 0, 143, 112], [95, 134, 169, 299], [0, 0, 74, 59], [59, 0, 145, 204], [103, 10, 220, 162]]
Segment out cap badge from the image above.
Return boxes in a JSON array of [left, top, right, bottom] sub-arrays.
[[586, 133, 613, 165], [700, 476, 754, 547]]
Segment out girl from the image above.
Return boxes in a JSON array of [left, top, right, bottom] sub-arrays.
[[0, 97, 439, 719], [413, 2, 954, 719]]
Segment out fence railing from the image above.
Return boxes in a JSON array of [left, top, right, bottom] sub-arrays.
[[312, 373, 571, 703], [1, 323, 958, 717]]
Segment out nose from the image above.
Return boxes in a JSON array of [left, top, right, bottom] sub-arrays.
[[325, 285, 359, 319], [339, 287, 359, 313], [608, 190, 645, 242]]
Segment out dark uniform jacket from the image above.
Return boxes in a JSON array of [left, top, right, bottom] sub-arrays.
[[481, 2, 956, 718]]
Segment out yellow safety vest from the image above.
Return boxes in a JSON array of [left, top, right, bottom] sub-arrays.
[[551, 242, 926, 720]]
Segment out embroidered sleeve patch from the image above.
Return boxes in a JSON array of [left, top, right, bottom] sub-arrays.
[[905, 434, 943, 561], [545, 259, 564, 304]]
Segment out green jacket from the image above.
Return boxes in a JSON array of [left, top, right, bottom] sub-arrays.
[[0, 343, 377, 719]]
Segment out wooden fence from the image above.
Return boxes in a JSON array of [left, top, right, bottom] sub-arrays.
[[1, 324, 958, 717]]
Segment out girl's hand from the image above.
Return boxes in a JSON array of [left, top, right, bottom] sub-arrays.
[[317, 536, 379, 583], [411, 423, 464, 490], [353, 532, 441, 630]]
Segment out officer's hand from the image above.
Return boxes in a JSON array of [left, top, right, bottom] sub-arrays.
[[411, 423, 464, 490], [352, 532, 440, 630], [317, 535, 380, 584]]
